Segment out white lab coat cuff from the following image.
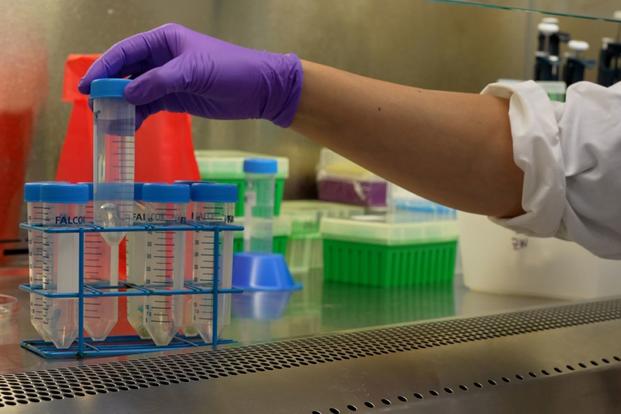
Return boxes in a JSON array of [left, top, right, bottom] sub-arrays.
[[481, 81, 566, 237]]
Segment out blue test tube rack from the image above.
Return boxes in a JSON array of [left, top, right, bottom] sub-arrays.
[[19, 221, 243, 359]]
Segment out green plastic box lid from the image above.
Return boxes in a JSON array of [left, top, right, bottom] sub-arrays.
[[320, 215, 458, 245], [195, 150, 289, 179]]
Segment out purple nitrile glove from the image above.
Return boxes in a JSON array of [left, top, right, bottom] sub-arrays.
[[78, 23, 303, 129]]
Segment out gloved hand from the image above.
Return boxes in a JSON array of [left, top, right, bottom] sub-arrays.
[[78, 23, 303, 128]]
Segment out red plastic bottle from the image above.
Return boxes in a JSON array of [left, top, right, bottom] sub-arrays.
[[0, 110, 34, 262]]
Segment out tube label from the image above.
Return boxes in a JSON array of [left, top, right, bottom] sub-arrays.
[[54, 215, 86, 225]]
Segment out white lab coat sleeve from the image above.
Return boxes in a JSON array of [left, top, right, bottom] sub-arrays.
[[481, 80, 621, 259]]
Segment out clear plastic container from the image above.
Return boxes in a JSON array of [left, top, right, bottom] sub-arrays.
[[24, 182, 52, 341], [39, 183, 89, 349], [190, 183, 237, 342], [281, 200, 364, 273], [90, 78, 135, 302], [243, 159, 277, 253], [125, 183, 150, 339], [80, 182, 115, 341], [194, 150, 289, 216], [142, 184, 189, 346], [233, 216, 292, 254], [459, 212, 621, 299]]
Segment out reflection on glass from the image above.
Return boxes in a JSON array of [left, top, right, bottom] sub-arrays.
[[226, 269, 455, 345], [233, 291, 295, 321], [321, 282, 455, 331]]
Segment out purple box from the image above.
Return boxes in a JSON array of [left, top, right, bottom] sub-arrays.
[[317, 178, 387, 207]]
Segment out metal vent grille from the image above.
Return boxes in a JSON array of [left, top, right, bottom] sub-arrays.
[[2, 299, 621, 409]]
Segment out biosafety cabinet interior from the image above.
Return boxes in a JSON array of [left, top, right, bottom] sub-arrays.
[[2, 0, 621, 413]]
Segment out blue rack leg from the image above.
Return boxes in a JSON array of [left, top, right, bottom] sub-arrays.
[[21, 336, 236, 359], [77, 230, 85, 358], [211, 230, 220, 349]]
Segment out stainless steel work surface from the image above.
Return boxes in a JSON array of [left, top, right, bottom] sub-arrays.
[[1, 299, 621, 413], [2, 267, 621, 413], [0, 261, 562, 374], [10, 259, 615, 413]]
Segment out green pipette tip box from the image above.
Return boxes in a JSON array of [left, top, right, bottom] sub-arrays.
[[321, 217, 458, 287]]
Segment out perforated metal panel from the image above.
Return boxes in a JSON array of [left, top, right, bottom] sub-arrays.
[[2, 299, 621, 410], [308, 352, 621, 413]]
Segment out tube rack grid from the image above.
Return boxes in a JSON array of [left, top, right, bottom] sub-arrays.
[[19, 221, 243, 359]]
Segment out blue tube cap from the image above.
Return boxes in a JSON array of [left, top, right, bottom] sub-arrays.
[[90, 78, 131, 99], [40, 184, 89, 204], [24, 182, 67, 202], [24, 183, 43, 202], [191, 183, 238, 203], [243, 158, 277, 174], [134, 183, 144, 201], [232, 253, 302, 291], [142, 183, 190, 203], [77, 182, 93, 201]]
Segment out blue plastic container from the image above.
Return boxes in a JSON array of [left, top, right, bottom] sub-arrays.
[[232, 253, 301, 291]]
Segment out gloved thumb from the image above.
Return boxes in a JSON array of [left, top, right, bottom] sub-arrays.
[[124, 56, 188, 105]]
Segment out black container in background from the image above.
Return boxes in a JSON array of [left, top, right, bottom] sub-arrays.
[[597, 42, 621, 87], [535, 55, 560, 81]]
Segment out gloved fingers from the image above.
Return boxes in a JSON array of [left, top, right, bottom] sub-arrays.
[[134, 92, 212, 129], [118, 61, 152, 80], [78, 25, 174, 94], [124, 56, 190, 106], [78, 34, 147, 94]]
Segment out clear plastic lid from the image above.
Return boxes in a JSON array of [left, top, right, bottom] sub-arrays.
[[320, 216, 458, 245], [195, 150, 289, 179], [235, 216, 291, 238], [281, 200, 365, 236], [282, 200, 365, 217], [317, 148, 384, 182]]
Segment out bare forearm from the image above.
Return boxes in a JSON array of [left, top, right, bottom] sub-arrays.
[[291, 60, 523, 217]]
